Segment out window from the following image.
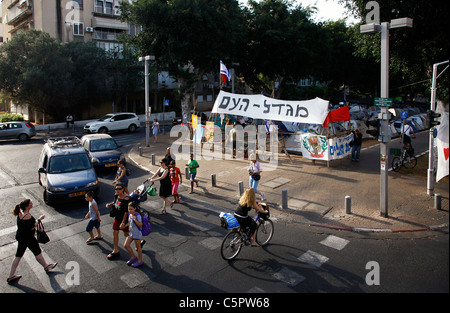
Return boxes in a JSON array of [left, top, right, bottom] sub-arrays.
[[72, 0, 83, 9], [73, 22, 84, 36]]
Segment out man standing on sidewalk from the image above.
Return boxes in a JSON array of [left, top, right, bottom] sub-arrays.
[[186, 153, 199, 194]]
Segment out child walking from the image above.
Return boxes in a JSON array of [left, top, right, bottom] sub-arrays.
[[169, 160, 182, 207], [85, 191, 102, 244], [123, 202, 143, 268]]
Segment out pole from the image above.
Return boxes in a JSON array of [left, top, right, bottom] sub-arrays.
[[379, 22, 389, 218], [144, 58, 150, 147]]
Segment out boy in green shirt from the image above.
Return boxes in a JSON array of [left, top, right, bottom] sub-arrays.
[[186, 153, 199, 193]]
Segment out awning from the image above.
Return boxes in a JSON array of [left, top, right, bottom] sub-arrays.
[[92, 17, 128, 31]]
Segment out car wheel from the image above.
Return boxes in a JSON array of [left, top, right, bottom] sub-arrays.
[[18, 134, 29, 141], [98, 127, 108, 134], [128, 124, 137, 133]]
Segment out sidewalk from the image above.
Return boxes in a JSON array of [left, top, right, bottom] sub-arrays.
[[128, 131, 449, 233]]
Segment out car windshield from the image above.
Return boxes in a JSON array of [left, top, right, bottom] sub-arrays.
[[98, 114, 114, 121], [48, 153, 91, 174], [90, 138, 119, 152]]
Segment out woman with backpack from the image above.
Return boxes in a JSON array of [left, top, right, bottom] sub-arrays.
[[123, 202, 143, 268]]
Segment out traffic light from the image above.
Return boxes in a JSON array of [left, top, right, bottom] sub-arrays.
[[427, 110, 441, 127]]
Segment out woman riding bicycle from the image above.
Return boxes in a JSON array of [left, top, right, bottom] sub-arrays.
[[234, 188, 269, 247]]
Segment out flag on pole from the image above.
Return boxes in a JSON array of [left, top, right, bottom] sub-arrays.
[[436, 112, 449, 182], [220, 60, 231, 83]]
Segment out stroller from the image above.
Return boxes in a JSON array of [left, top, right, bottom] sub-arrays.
[[129, 179, 157, 206]]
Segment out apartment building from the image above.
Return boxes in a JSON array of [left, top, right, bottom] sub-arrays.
[[1, 0, 136, 52]]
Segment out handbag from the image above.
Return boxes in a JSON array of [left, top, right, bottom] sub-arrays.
[[251, 173, 261, 181], [36, 220, 50, 244]]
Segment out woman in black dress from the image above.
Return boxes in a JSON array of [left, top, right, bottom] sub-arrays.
[[150, 158, 173, 214], [7, 199, 57, 284]]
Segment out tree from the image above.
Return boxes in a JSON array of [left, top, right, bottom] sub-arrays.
[[342, 0, 449, 102], [0, 30, 71, 120], [120, 0, 247, 122], [240, 0, 323, 98], [61, 41, 109, 118]]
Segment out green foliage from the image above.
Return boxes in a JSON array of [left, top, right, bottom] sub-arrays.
[[0, 113, 24, 122]]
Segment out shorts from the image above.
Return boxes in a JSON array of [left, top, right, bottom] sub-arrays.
[[113, 219, 129, 233], [190, 172, 197, 183], [86, 219, 100, 232], [172, 182, 179, 195], [16, 238, 42, 258]]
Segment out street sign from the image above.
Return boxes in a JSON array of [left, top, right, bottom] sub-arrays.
[[400, 111, 408, 119], [163, 99, 169, 107], [374, 97, 393, 107]]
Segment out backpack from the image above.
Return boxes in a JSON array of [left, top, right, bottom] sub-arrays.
[[136, 210, 151, 236]]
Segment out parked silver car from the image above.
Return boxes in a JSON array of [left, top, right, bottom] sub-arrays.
[[0, 121, 36, 141]]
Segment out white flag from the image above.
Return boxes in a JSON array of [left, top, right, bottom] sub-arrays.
[[436, 112, 449, 182]]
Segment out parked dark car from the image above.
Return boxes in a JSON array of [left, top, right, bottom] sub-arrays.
[[81, 134, 124, 170]]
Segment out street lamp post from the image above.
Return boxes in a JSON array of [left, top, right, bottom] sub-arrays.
[[139, 55, 155, 147], [360, 17, 413, 218]]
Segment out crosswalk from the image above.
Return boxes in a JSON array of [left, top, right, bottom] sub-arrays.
[[1, 191, 353, 293]]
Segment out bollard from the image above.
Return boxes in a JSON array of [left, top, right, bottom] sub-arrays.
[[345, 196, 351, 214], [238, 181, 244, 196], [282, 189, 288, 210], [151, 154, 155, 165], [138, 143, 142, 156], [211, 174, 216, 187], [435, 193, 442, 210]]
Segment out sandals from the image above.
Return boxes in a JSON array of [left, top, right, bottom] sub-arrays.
[[86, 236, 103, 244], [107, 251, 120, 260], [45, 263, 58, 272], [126, 257, 138, 266], [7, 275, 22, 284]]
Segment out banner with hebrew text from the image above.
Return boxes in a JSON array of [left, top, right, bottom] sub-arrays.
[[212, 91, 329, 125]]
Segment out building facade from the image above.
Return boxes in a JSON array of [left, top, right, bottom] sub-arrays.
[[1, 0, 133, 52]]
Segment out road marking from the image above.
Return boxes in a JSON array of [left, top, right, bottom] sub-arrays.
[[23, 250, 68, 293], [120, 268, 155, 288], [298, 250, 329, 267], [320, 235, 349, 250], [198, 237, 222, 250], [159, 250, 193, 267], [272, 266, 305, 286]]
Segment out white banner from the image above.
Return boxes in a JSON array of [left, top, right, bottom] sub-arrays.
[[436, 112, 449, 182], [212, 91, 329, 125], [286, 133, 354, 161]]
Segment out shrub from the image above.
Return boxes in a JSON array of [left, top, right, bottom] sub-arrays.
[[0, 113, 24, 122]]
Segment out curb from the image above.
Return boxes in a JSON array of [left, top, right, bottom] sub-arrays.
[[127, 143, 449, 234]]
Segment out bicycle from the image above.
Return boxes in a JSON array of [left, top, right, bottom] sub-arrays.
[[392, 146, 417, 172], [220, 204, 274, 261]]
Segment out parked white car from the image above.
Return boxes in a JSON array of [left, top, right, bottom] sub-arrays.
[[84, 113, 140, 134]]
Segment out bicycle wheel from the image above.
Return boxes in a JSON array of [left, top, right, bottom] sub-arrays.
[[392, 157, 402, 172], [255, 219, 274, 246], [403, 155, 417, 169], [221, 230, 243, 260]]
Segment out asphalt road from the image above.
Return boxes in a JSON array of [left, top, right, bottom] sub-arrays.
[[0, 129, 448, 300]]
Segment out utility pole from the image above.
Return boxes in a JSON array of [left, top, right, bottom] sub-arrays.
[[361, 17, 413, 217], [139, 55, 155, 147]]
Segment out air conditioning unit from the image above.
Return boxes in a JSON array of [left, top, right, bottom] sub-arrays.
[[85, 27, 94, 33]]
